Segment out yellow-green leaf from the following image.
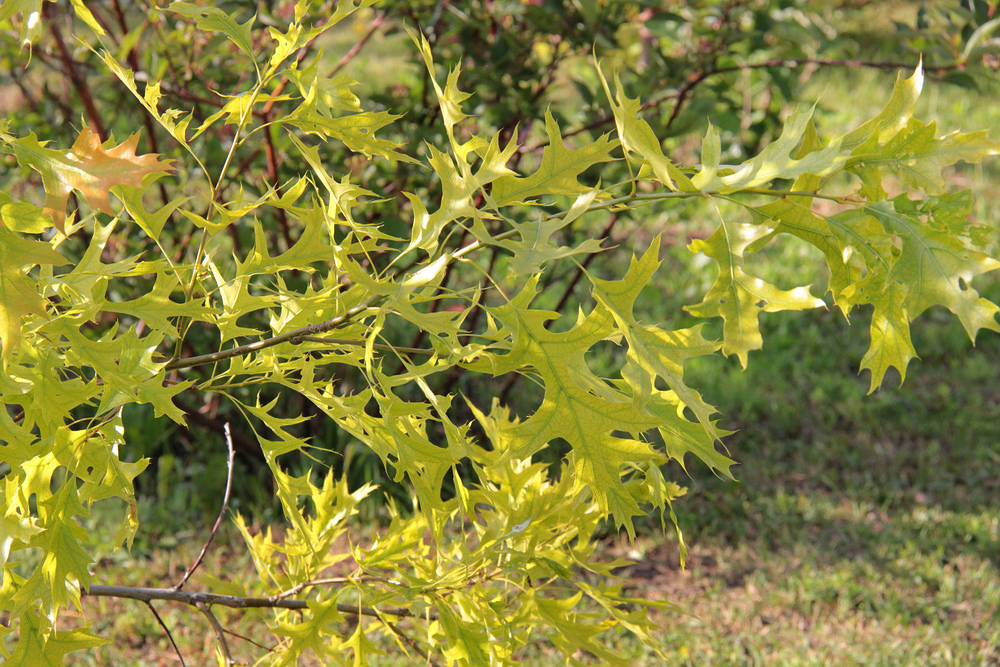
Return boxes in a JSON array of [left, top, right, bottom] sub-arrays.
[[868, 197, 1000, 339], [597, 67, 695, 192], [685, 217, 826, 367], [0, 226, 68, 359], [491, 111, 616, 205], [168, 2, 256, 62], [854, 275, 917, 392]]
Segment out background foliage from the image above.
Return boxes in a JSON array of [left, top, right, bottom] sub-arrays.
[[1, 0, 998, 664]]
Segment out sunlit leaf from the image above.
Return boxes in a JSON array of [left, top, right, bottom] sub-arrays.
[[2, 128, 173, 231]]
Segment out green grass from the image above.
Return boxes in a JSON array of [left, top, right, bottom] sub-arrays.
[[631, 300, 1000, 665]]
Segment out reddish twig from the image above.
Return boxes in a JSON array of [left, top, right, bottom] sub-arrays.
[[496, 368, 521, 410], [717, 57, 958, 74], [46, 7, 107, 140], [264, 124, 293, 248], [381, 616, 440, 666], [82, 4, 117, 43], [530, 57, 960, 152], [551, 213, 620, 314], [175, 398, 260, 454], [258, 11, 385, 119], [330, 13, 386, 76], [108, 3, 171, 209]]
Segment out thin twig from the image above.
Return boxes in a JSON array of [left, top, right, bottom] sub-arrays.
[[145, 601, 187, 667], [551, 213, 620, 314], [263, 124, 293, 249], [299, 336, 436, 356], [83, 585, 436, 619], [174, 422, 236, 591], [272, 575, 408, 601], [330, 14, 386, 76], [163, 187, 819, 373], [224, 627, 274, 652], [173, 400, 260, 453], [531, 57, 960, 152], [665, 70, 710, 130], [381, 616, 440, 666], [110, 2, 171, 209], [716, 57, 958, 74], [47, 7, 107, 139], [260, 14, 345, 116], [196, 601, 234, 665], [164, 297, 381, 370]]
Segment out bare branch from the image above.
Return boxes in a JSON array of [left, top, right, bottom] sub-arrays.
[[83, 585, 435, 620], [263, 125, 293, 249], [551, 213, 620, 314], [196, 601, 234, 665], [381, 616, 440, 666], [145, 601, 187, 667], [174, 422, 236, 591], [272, 575, 409, 601], [46, 6, 107, 140], [331, 13, 386, 76], [224, 627, 274, 653], [530, 57, 960, 152]]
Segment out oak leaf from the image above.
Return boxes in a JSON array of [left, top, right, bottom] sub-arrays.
[[6, 127, 172, 231]]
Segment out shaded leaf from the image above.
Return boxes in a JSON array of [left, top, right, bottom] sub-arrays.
[[168, 2, 256, 62], [0, 226, 68, 359], [868, 197, 1000, 339]]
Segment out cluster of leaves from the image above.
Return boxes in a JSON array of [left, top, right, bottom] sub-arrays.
[[1, 0, 998, 664], [4, 1, 998, 518]]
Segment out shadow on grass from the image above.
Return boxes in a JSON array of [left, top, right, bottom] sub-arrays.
[[607, 301, 1000, 663]]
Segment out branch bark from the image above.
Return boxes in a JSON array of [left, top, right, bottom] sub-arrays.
[[164, 297, 380, 371], [47, 7, 107, 140], [83, 585, 429, 619]]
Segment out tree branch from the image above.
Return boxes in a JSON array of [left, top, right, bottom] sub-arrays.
[[299, 336, 436, 357], [551, 213, 620, 314], [330, 13, 386, 76], [532, 57, 960, 151], [163, 187, 814, 373], [196, 601, 234, 665], [83, 585, 431, 620], [174, 422, 235, 591], [381, 616, 439, 666], [272, 575, 409, 601], [145, 601, 187, 667], [47, 7, 107, 140], [164, 297, 381, 371]]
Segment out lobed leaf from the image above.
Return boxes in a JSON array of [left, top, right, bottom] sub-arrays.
[[2, 127, 173, 232], [167, 2, 257, 62], [685, 216, 826, 367], [0, 227, 68, 359]]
